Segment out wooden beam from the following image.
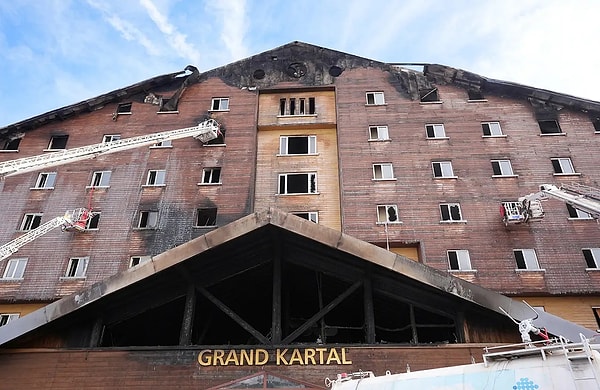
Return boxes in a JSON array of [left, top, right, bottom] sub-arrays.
[[363, 274, 376, 344], [271, 240, 282, 343], [282, 280, 362, 344], [89, 317, 104, 348], [179, 284, 196, 346]]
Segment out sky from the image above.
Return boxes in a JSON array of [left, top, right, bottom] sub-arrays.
[[1, 0, 599, 128]]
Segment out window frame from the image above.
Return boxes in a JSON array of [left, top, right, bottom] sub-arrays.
[[425, 124, 447, 139], [567, 204, 593, 220], [278, 173, 318, 195], [432, 161, 456, 179], [46, 135, 69, 150], [447, 250, 473, 271], [481, 122, 504, 137], [365, 92, 385, 105], [279, 135, 317, 155], [491, 159, 516, 177], [102, 134, 121, 143], [291, 212, 319, 223], [372, 163, 395, 180], [419, 88, 441, 103], [89, 170, 112, 188], [210, 97, 230, 111], [20, 213, 43, 231], [145, 169, 166, 186], [279, 97, 316, 116], [513, 249, 542, 270], [129, 256, 151, 268], [0, 138, 21, 151], [85, 213, 100, 230], [439, 203, 465, 223], [0, 314, 19, 327], [33, 172, 57, 189], [551, 158, 577, 175], [376, 205, 400, 224], [200, 167, 222, 185], [150, 140, 172, 148], [64, 257, 89, 278], [116, 102, 132, 114], [538, 119, 563, 135], [137, 210, 158, 229], [583, 248, 600, 269], [195, 208, 218, 227], [3, 258, 27, 279], [368, 125, 390, 141]]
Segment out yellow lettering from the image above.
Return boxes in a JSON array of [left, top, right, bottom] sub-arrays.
[[255, 349, 269, 365], [315, 348, 327, 364], [214, 350, 225, 366], [276, 348, 289, 365], [289, 348, 304, 365], [198, 350, 212, 366], [239, 349, 253, 365], [304, 348, 316, 365], [341, 348, 352, 365], [326, 348, 342, 365], [224, 350, 240, 366]]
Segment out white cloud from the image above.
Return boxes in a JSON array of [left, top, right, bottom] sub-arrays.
[[205, 0, 249, 61]]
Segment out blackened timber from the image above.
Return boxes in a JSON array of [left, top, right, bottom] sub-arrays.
[[271, 236, 282, 343], [194, 284, 270, 345], [89, 317, 104, 348], [282, 280, 363, 344], [363, 274, 376, 344], [179, 284, 196, 346]]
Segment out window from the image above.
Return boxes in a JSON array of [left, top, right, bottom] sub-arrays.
[[538, 120, 562, 134], [447, 250, 472, 271], [90, 171, 111, 187], [368, 126, 390, 141], [366, 92, 385, 105], [279, 136, 317, 155], [205, 131, 225, 145], [432, 161, 455, 178], [102, 134, 121, 143], [279, 97, 316, 115], [373, 163, 395, 180], [440, 204, 464, 222], [145, 170, 166, 186], [130, 256, 151, 267], [85, 213, 100, 230], [34, 172, 56, 189], [491, 160, 515, 176], [377, 205, 400, 224], [482, 122, 503, 136], [47, 135, 68, 150], [567, 204, 593, 219], [137, 211, 158, 229], [583, 248, 600, 268], [593, 118, 600, 133], [195, 208, 217, 227], [201, 167, 222, 184], [420, 88, 440, 102], [0, 314, 19, 327], [3, 258, 27, 279], [426, 124, 447, 139], [20, 213, 42, 231], [211, 98, 229, 111], [551, 158, 576, 174], [514, 249, 541, 270], [1, 138, 20, 151], [278, 173, 317, 195], [65, 257, 89, 278], [467, 90, 485, 101], [151, 140, 172, 148], [292, 212, 318, 223], [116, 103, 132, 114]]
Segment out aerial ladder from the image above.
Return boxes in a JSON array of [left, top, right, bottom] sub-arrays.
[[0, 119, 221, 261], [501, 183, 600, 225]]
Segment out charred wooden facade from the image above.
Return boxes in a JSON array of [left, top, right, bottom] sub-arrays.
[[1, 41, 600, 387]]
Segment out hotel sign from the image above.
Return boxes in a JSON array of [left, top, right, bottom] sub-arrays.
[[198, 347, 352, 366]]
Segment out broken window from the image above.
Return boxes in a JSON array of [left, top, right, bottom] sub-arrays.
[[130, 256, 151, 268], [34, 172, 57, 189], [137, 211, 158, 229], [514, 249, 540, 270], [151, 140, 172, 148], [538, 120, 562, 134], [491, 160, 515, 176], [145, 170, 166, 186], [47, 135, 68, 150], [1, 138, 20, 151], [65, 257, 89, 278], [432, 161, 455, 178], [278, 173, 317, 194], [440, 204, 463, 222], [0, 314, 19, 327], [373, 163, 395, 180], [279, 136, 317, 155], [3, 258, 27, 279], [195, 208, 217, 227], [567, 204, 593, 219], [551, 158, 576, 174], [368, 126, 389, 141], [426, 124, 446, 139], [116, 103, 132, 114], [211, 98, 229, 111], [583, 248, 600, 268], [482, 122, 503, 137], [102, 134, 121, 143], [85, 213, 100, 230], [447, 250, 472, 271], [279, 97, 316, 115], [467, 89, 485, 101], [366, 92, 385, 105], [20, 213, 42, 231], [90, 171, 111, 187], [377, 205, 399, 224], [420, 88, 440, 102], [201, 167, 221, 184], [291, 212, 318, 223]]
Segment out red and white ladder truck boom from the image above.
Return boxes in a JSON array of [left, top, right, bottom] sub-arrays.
[[0, 119, 221, 261], [501, 183, 600, 225]]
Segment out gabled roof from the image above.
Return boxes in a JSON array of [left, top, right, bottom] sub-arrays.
[[0, 208, 593, 347], [2, 41, 599, 140]]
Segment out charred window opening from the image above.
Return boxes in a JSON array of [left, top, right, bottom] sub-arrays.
[[129, 256, 151, 267], [253, 69, 265, 79], [440, 204, 463, 222], [116, 103, 132, 114], [538, 120, 562, 134], [1, 138, 20, 151], [329, 65, 343, 77], [593, 118, 600, 132], [137, 211, 158, 229], [48, 135, 68, 150], [467, 89, 484, 100], [278, 173, 317, 194], [196, 208, 217, 227], [377, 205, 399, 223], [420, 88, 440, 102]]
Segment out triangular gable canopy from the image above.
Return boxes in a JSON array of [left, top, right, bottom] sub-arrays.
[[0, 208, 594, 348], [208, 371, 324, 389]]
